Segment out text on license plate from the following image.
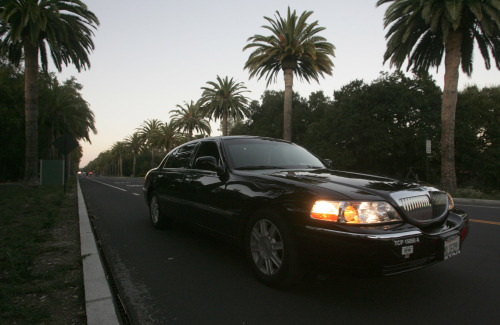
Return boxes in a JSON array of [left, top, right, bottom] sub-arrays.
[[443, 235, 460, 260]]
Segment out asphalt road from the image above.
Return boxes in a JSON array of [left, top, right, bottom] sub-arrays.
[[79, 175, 500, 325]]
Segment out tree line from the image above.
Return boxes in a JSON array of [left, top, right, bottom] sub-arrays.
[[2, 1, 499, 194], [84, 75, 251, 177], [0, 59, 96, 181], [84, 71, 499, 194], [0, 0, 98, 185]]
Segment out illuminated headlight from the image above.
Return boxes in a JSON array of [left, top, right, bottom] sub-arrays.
[[310, 200, 402, 224]]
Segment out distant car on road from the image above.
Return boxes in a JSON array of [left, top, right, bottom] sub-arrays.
[[143, 136, 469, 286]]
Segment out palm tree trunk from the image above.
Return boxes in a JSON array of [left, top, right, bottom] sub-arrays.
[[283, 68, 293, 141], [151, 149, 156, 168], [222, 110, 228, 136], [23, 38, 40, 185], [50, 124, 56, 159], [440, 30, 462, 193], [132, 153, 136, 177]]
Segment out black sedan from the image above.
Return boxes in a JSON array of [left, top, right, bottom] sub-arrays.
[[143, 136, 469, 286]]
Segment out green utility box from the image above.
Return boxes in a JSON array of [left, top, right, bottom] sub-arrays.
[[40, 160, 64, 185]]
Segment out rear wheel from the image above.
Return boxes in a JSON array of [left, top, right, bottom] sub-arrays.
[[245, 210, 302, 286], [149, 193, 169, 229]]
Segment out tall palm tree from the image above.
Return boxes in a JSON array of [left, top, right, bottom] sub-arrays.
[[170, 100, 211, 140], [124, 132, 143, 177], [156, 121, 179, 152], [57, 77, 97, 143], [0, 0, 99, 184], [95, 150, 112, 175], [40, 76, 96, 158], [199, 75, 251, 136], [111, 141, 126, 177], [243, 7, 335, 141], [137, 119, 163, 168], [376, 0, 500, 192]]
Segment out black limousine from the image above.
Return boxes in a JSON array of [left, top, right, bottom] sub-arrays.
[[143, 136, 469, 286]]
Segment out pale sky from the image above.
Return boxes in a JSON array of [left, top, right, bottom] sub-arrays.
[[54, 0, 500, 167]]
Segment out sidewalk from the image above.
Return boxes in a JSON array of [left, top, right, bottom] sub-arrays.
[[78, 181, 121, 325]]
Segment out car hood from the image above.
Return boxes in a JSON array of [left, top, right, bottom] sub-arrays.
[[266, 169, 435, 202]]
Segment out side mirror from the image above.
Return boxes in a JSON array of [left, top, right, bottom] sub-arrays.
[[195, 156, 218, 171], [324, 159, 333, 168], [195, 156, 228, 178]]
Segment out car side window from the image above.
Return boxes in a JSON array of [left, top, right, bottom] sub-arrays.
[[193, 141, 221, 171], [164, 143, 197, 169], [162, 149, 177, 169]]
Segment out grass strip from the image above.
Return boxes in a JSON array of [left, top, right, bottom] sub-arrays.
[[0, 178, 85, 324]]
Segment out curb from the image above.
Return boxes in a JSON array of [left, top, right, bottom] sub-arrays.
[[78, 181, 120, 325]]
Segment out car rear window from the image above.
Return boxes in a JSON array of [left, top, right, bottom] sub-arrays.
[[164, 142, 197, 169]]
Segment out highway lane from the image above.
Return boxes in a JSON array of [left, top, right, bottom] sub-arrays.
[[79, 175, 500, 325], [457, 202, 500, 225]]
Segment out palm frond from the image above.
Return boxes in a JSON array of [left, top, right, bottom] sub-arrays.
[[243, 7, 335, 86], [378, 0, 500, 76]]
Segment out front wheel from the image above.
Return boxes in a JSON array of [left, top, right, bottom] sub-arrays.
[[149, 193, 170, 229], [245, 211, 302, 286]]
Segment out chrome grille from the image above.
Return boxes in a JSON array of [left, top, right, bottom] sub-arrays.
[[399, 195, 433, 222], [396, 191, 449, 223]]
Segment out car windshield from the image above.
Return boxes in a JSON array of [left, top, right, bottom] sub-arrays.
[[222, 138, 325, 170]]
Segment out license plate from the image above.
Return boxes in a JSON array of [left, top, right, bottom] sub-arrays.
[[443, 235, 460, 260]]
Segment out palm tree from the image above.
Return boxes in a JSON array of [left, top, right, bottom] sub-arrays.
[[156, 121, 179, 152], [40, 76, 96, 159], [57, 77, 97, 143], [170, 100, 211, 140], [111, 141, 126, 177], [137, 119, 163, 168], [243, 7, 335, 141], [376, 0, 500, 192], [124, 132, 143, 177], [95, 150, 112, 175], [0, 0, 99, 184], [199, 76, 251, 136]]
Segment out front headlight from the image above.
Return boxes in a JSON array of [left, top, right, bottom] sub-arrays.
[[310, 200, 402, 224]]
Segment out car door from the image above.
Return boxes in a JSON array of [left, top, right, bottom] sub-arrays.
[[183, 141, 235, 237], [154, 142, 198, 220]]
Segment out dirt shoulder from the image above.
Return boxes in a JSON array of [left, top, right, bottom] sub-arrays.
[[0, 180, 86, 324]]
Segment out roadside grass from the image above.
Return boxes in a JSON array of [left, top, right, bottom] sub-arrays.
[[0, 178, 85, 324]]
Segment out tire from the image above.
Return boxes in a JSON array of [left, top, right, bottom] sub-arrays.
[[149, 193, 169, 229], [244, 210, 302, 287]]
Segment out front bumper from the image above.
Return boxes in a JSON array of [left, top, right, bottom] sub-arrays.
[[299, 210, 469, 275]]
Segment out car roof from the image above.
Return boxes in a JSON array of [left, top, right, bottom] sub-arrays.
[[189, 135, 292, 145]]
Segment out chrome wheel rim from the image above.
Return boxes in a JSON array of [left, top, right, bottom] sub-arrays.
[[250, 219, 284, 276], [150, 196, 159, 224]]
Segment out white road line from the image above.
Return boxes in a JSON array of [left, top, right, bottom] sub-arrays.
[[89, 179, 127, 192]]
